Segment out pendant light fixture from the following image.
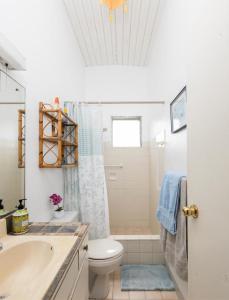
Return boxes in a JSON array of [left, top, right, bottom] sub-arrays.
[[100, 0, 128, 21]]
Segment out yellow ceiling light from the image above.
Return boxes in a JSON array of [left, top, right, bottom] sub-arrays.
[[100, 0, 128, 21]]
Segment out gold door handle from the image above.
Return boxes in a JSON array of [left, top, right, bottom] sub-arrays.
[[182, 204, 199, 218]]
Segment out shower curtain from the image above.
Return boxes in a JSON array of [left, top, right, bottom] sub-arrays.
[[63, 102, 110, 239]]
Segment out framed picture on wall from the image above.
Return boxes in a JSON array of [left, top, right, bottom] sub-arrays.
[[170, 87, 187, 133]]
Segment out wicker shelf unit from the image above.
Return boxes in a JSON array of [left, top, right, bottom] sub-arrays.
[[39, 102, 78, 168], [18, 109, 25, 168]]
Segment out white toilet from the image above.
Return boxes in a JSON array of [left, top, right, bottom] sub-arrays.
[[88, 239, 123, 300]]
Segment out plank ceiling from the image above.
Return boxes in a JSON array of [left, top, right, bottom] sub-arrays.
[[64, 0, 160, 66]]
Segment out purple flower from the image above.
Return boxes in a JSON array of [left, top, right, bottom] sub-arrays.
[[49, 194, 62, 206]]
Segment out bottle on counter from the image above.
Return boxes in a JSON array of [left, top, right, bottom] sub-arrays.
[[53, 97, 60, 110], [63, 106, 68, 115], [12, 199, 29, 234]]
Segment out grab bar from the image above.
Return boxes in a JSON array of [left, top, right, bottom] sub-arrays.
[[104, 164, 123, 168]]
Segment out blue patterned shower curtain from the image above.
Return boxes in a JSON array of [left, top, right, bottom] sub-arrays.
[[63, 102, 110, 239]]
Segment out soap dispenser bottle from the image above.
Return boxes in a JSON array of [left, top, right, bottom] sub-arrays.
[[12, 199, 29, 234], [0, 199, 6, 216]]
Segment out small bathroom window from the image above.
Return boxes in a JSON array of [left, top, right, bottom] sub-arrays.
[[112, 117, 142, 147]]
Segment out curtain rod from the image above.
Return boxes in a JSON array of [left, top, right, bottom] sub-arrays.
[[76, 101, 165, 105], [0, 102, 25, 104]]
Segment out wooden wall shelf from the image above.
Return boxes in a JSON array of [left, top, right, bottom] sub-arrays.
[[39, 102, 78, 168]]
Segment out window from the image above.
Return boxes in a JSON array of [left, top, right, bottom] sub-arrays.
[[112, 117, 142, 147]]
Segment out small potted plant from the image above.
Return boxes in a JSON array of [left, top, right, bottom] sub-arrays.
[[49, 193, 64, 219]]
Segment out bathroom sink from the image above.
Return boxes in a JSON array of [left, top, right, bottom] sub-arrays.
[[0, 235, 77, 299], [0, 240, 54, 297]]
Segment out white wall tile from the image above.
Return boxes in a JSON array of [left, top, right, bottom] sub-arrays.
[[128, 240, 140, 253], [121, 253, 128, 265], [117, 240, 128, 252], [128, 253, 140, 264], [140, 253, 154, 264], [152, 253, 165, 265], [152, 240, 163, 253], [140, 240, 153, 252]]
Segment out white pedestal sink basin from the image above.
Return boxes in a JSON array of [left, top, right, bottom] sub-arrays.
[[0, 241, 53, 298]]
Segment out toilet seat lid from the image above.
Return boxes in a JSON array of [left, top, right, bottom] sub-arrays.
[[88, 239, 123, 260]]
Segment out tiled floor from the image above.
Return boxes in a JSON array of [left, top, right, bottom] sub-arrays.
[[107, 270, 178, 300], [111, 226, 153, 235]]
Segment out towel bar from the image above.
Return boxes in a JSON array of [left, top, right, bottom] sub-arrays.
[[104, 164, 123, 168]]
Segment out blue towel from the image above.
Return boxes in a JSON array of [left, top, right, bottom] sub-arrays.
[[156, 172, 185, 235]]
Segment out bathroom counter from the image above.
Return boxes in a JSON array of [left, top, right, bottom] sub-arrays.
[[0, 222, 89, 300], [26, 221, 87, 236]]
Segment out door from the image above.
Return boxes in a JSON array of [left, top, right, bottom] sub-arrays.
[[188, 1, 229, 300]]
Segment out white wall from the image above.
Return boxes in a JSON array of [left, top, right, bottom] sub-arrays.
[[0, 0, 84, 221], [147, 0, 188, 296], [85, 66, 152, 101], [148, 0, 187, 174]]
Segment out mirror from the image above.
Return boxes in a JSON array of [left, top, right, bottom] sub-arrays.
[[0, 69, 26, 216]]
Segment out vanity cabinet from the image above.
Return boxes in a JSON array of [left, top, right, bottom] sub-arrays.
[[52, 233, 89, 300], [71, 258, 88, 300]]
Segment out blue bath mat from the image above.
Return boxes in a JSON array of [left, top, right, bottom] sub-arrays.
[[121, 265, 175, 291]]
